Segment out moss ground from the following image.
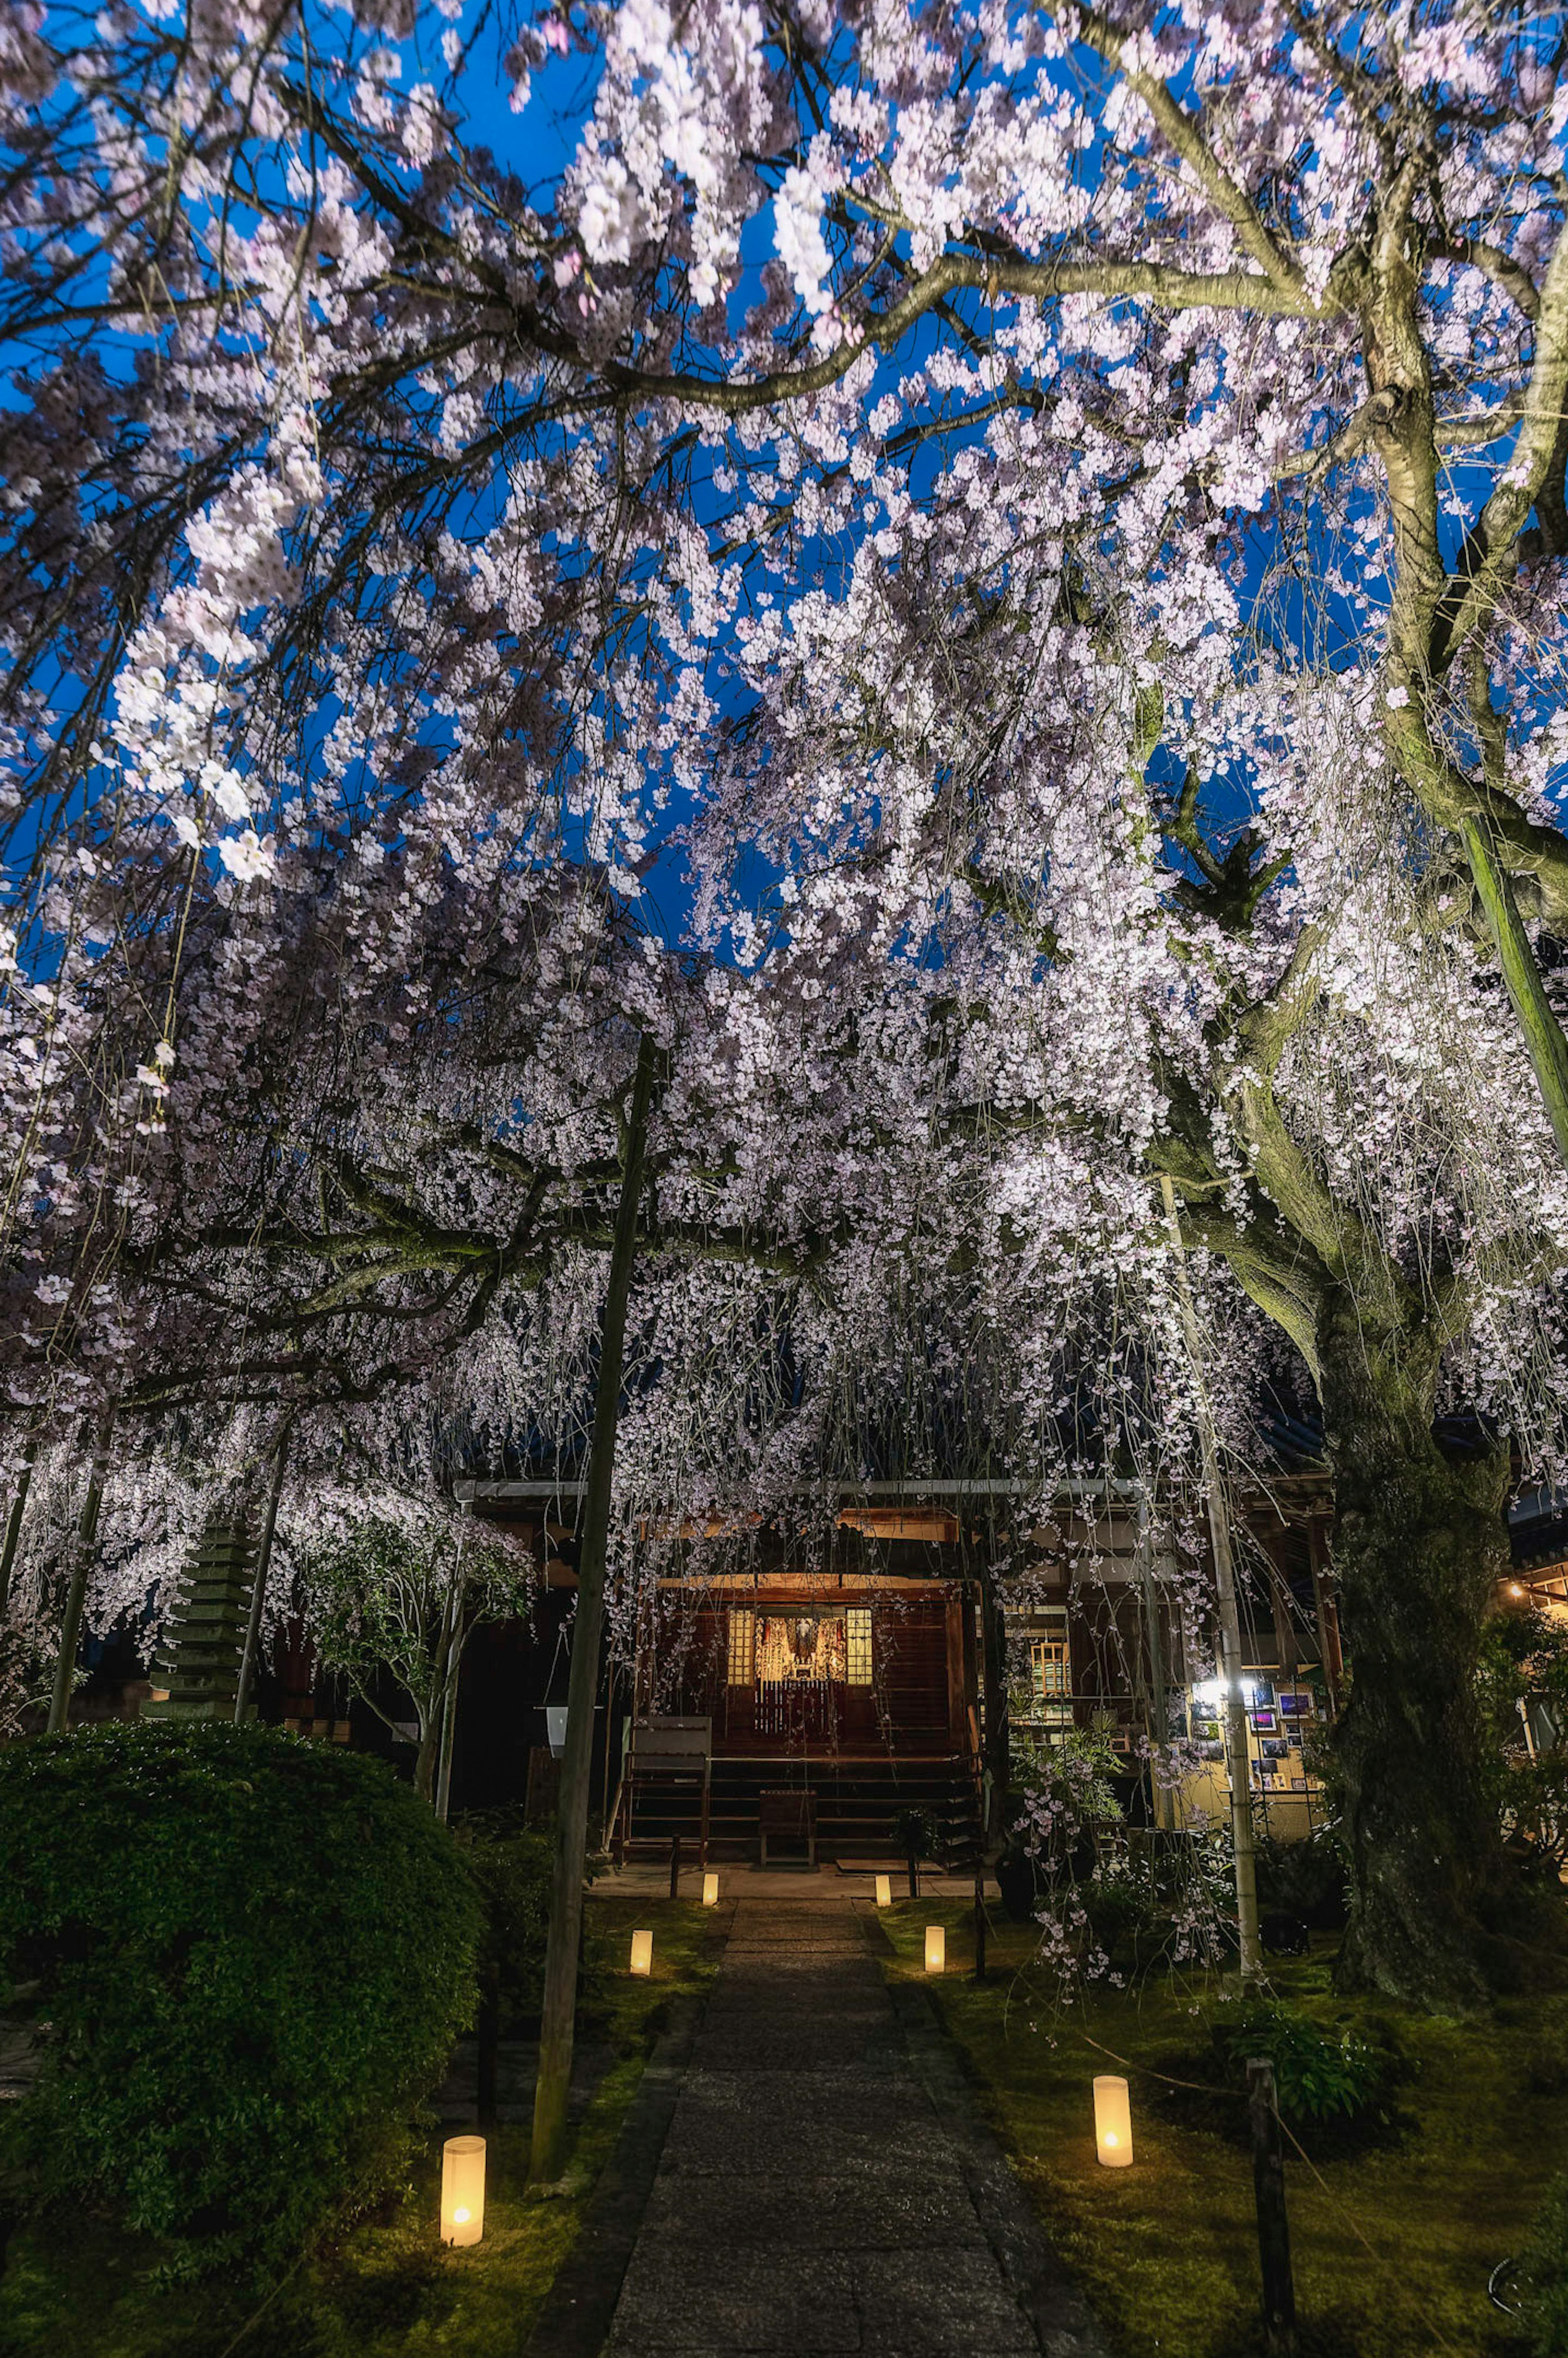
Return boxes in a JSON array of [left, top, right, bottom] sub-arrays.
[[880, 1896, 1561, 2358], [0, 1895, 719, 2358]]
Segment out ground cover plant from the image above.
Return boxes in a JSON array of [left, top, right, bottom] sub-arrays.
[[0, 1896, 720, 2358], [876, 1898, 1567, 2357]]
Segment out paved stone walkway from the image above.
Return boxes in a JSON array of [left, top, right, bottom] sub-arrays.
[[600, 1901, 1105, 2357]]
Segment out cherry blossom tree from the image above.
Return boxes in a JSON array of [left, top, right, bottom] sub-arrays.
[[8, 0, 1568, 2007]]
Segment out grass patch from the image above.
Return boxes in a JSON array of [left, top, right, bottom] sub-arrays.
[[880, 1897, 1560, 2358], [0, 1894, 721, 2358]]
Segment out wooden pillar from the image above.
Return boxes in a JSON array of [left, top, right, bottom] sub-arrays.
[[945, 1588, 968, 1752], [1307, 1517, 1343, 1717], [1261, 1526, 1299, 1689]]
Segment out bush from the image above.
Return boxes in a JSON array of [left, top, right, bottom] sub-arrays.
[[1253, 1825, 1350, 1930], [450, 1811, 557, 2026], [1520, 2172, 1568, 2357], [1210, 2000, 1396, 2129], [0, 1721, 482, 2272]]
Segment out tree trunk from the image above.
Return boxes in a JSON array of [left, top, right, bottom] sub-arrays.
[[414, 1717, 441, 1803], [1319, 1309, 1514, 2008], [529, 1032, 656, 2186]]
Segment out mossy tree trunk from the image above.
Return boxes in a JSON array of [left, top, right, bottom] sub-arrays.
[[1317, 1305, 1512, 2009]]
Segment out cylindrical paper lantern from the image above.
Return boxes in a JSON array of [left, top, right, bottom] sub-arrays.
[[875, 1873, 892, 1907], [702, 1871, 719, 1905], [1094, 2075, 1133, 2167], [924, 1924, 945, 1974], [630, 1928, 653, 1976], [440, 2134, 486, 2244]]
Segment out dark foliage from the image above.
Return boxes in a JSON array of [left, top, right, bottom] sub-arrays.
[[1520, 2171, 1568, 2357], [1210, 2001, 1402, 2137], [1254, 1825, 1350, 1930], [0, 1721, 482, 2273]]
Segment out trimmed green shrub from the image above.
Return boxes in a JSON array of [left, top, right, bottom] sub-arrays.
[[0, 1721, 482, 2272], [1211, 2000, 1396, 2128], [1520, 2171, 1568, 2357]]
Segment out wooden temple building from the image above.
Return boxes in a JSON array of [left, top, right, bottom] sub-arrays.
[[455, 1474, 1348, 1864]]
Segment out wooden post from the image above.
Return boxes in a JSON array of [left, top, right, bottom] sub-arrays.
[[1160, 1178, 1261, 1983], [1265, 1533, 1299, 1689], [1247, 2057, 1297, 2357], [476, 1959, 501, 2131], [528, 1033, 656, 2187], [235, 1419, 292, 1724], [48, 1407, 114, 1733], [1136, 1495, 1172, 1833], [1306, 1517, 1343, 1718], [669, 1832, 682, 1900]]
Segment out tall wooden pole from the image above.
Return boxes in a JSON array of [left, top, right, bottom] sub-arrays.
[[1136, 1494, 1172, 1834], [0, 1422, 40, 1621], [235, 1418, 293, 1724], [529, 1033, 656, 2185], [1159, 1179, 1261, 1983], [1306, 1517, 1343, 1717], [48, 1406, 115, 1734]]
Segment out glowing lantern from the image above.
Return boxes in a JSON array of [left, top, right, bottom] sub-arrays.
[[875, 1873, 892, 1907], [630, 1928, 653, 1976], [924, 1925, 945, 1974], [1094, 2075, 1133, 2168], [702, 1872, 719, 1905], [440, 2134, 486, 2244]]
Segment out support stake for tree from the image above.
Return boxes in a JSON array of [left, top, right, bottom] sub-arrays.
[[435, 1514, 471, 1824], [1160, 1177, 1261, 1983], [48, 1407, 114, 1734], [529, 1031, 657, 2187], [1136, 1492, 1172, 1834], [972, 1861, 987, 1981], [235, 1417, 293, 1724], [669, 1833, 682, 1901], [1247, 2057, 1297, 2357]]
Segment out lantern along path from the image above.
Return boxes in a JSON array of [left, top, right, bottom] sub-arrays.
[[594, 1898, 1109, 2356]]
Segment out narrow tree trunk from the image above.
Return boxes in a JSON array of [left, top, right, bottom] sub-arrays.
[[1319, 1310, 1514, 2008], [529, 1033, 656, 2186], [0, 1424, 39, 1620], [48, 1408, 114, 1734], [235, 1419, 292, 1724], [414, 1716, 442, 1803]]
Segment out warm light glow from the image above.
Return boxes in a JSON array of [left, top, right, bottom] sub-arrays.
[[440, 2135, 486, 2244], [630, 1928, 653, 1976], [702, 1872, 719, 1905], [1094, 2075, 1133, 2168], [875, 1873, 892, 1908], [924, 1925, 945, 1974], [1509, 1582, 1526, 1598]]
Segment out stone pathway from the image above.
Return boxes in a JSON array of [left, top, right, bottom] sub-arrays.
[[599, 1900, 1106, 2357]]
